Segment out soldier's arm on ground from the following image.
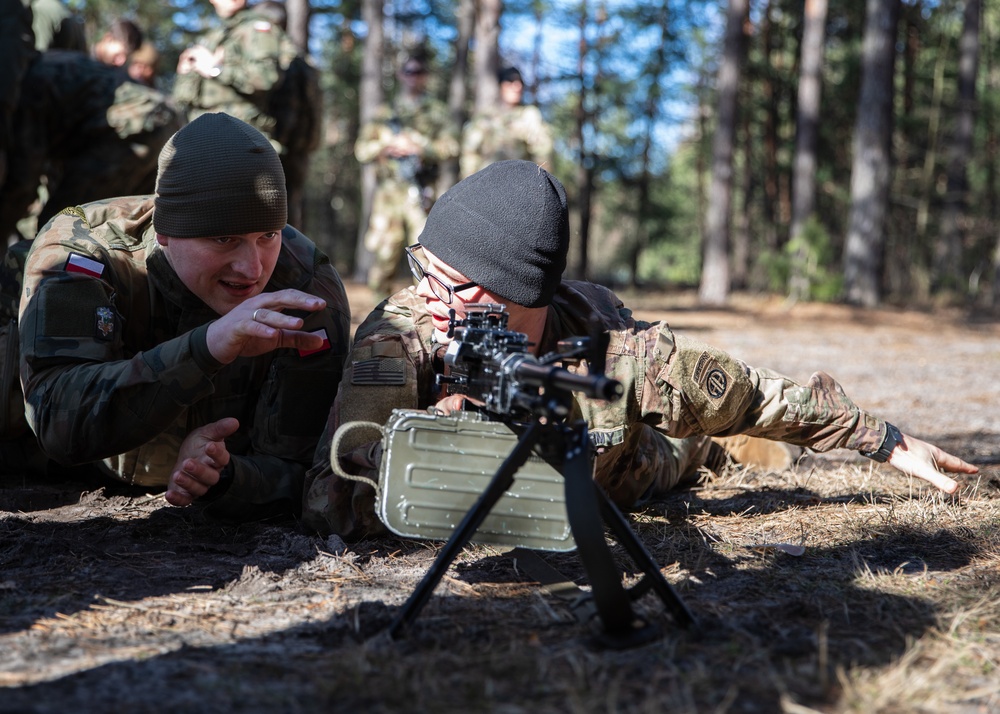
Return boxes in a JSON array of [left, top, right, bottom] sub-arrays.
[[608, 321, 975, 490]]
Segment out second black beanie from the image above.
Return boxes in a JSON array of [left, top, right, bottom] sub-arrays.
[[419, 160, 569, 308]]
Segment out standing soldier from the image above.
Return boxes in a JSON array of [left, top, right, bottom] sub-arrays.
[[461, 66, 553, 178], [0, 50, 184, 246], [173, 0, 320, 229], [355, 52, 460, 298]]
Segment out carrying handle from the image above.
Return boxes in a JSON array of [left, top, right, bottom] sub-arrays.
[[329, 420, 384, 491]]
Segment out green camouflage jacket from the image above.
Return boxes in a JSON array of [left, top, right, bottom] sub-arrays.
[[461, 104, 554, 178], [302, 282, 887, 537], [172, 8, 290, 143], [19, 195, 351, 520], [354, 94, 460, 187]]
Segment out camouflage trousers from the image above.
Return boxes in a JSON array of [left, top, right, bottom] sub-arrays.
[[363, 180, 428, 296]]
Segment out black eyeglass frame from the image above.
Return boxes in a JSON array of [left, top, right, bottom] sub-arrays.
[[404, 243, 477, 305]]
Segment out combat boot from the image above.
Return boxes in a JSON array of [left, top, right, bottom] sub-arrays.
[[710, 435, 804, 472]]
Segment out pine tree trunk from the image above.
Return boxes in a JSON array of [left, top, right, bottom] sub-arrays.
[[788, 0, 828, 301], [843, 0, 900, 307], [353, 0, 384, 283], [699, 0, 748, 306], [474, 0, 502, 113]]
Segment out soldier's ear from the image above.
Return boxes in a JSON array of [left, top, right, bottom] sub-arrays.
[[155, 233, 169, 247]]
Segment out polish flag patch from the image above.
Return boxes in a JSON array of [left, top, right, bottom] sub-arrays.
[[298, 328, 331, 357], [253, 21, 272, 31], [65, 253, 104, 278]]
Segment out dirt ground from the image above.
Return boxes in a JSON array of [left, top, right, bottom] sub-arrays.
[[1, 285, 998, 713]]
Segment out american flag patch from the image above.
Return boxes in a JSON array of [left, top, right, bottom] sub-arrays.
[[352, 357, 406, 386], [297, 328, 331, 357], [65, 253, 104, 278]]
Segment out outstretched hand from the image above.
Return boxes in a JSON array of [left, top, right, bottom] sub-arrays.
[[886, 431, 978, 494], [206, 288, 326, 365], [165, 417, 240, 507]]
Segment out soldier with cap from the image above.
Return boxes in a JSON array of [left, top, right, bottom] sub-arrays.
[[461, 66, 554, 178], [16, 113, 351, 520], [302, 160, 977, 538], [355, 52, 460, 297]]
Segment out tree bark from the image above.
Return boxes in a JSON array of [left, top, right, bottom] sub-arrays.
[[354, 0, 384, 283], [788, 0, 828, 300], [574, 1, 592, 281], [699, 0, 748, 306], [843, 0, 900, 307], [474, 0, 502, 113], [285, 0, 310, 52], [936, 0, 981, 294], [442, 0, 475, 190]]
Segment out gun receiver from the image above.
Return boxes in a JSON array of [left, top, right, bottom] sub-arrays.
[[438, 304, 624, 420]]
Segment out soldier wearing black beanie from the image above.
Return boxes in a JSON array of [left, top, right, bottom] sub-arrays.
[[419, 160, 569, 308]]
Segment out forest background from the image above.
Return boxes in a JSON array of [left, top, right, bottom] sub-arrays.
[[65, 0, 999, 310]]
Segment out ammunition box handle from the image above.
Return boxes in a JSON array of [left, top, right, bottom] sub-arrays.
[[330, 420, 384, 491]]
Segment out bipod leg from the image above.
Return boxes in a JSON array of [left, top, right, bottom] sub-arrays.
[[561, 422, 659, 649], [387, 420, 542, 639], [598, 494, 697, 628]]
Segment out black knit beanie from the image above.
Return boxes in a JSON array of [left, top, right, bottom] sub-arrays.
[[419, 160, 569, 308], [153, 113, 286, 238]]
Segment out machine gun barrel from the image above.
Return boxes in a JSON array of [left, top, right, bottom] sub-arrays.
[[503, 353, 623, 402]]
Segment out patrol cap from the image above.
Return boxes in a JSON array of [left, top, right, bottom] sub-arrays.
[[419, 160, 569, 308], [153, 113, 286, 238]]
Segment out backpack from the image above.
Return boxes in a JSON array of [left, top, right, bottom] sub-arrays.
[[268, 47, 323, 155]]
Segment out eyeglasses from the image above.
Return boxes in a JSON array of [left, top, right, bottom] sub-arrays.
[[404, 244, 477, 304]]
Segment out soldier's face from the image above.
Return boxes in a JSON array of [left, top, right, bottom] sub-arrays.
[[499, 80, 523, 107], [156, 230, 281, 316], [415, 247, 489, 342], [210, 0, 247, 18]]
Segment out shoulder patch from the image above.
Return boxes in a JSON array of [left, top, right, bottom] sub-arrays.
[[65, 253, 104, 278], [94, 306, 116, 341], [253, 20, 272, 31], [692, 352, 729, 400], [352, 357, 406, 386]]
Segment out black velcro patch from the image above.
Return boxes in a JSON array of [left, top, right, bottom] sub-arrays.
[[352, 357, 406, 386]]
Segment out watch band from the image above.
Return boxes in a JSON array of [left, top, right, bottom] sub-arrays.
[[860, 422, 903, 463]]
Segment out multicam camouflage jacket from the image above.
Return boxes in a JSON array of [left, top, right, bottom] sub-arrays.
[[19, 196, 351, 520], [460, 104, 554, 178], [354, 95, 460, 188], [172, 8, 291, 146], [302, 281, 888, 538]]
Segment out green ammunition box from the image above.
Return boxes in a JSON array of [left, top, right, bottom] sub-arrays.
[[378, 409, 576, 552]]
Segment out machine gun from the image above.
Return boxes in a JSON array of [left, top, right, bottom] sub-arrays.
[[436, 304, 622, 421], [388, 304, 696, 647]]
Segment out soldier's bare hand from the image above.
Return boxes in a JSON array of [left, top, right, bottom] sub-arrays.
[[165, 417, 239, 507], [886, 432, 978, 494], [206, 289, 326, 365]]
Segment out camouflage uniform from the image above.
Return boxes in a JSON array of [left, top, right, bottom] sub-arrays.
[[18, 196, 351, 520], [302, 282, 887, 538], [461, 104, 554, 178], [172, 7, 311, 227], [355, 96, 460, 296], [0, 51, 184, 243]]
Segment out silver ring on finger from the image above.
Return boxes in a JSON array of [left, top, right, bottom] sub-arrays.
[[253, 308, 264, 322]]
